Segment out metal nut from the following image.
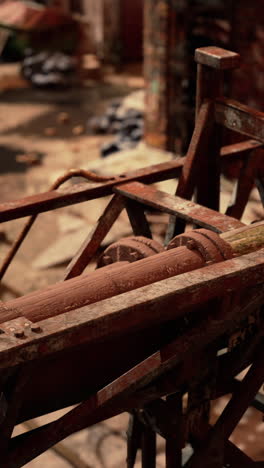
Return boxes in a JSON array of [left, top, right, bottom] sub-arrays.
[[31, 324, 42, 333], [14, 330, 24, 339]]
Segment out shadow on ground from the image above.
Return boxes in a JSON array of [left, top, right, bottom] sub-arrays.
[[0, 145, 44, 173], [0, 82, 138, 139]]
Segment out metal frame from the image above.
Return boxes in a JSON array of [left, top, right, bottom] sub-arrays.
[[0, 47, 263, 467]]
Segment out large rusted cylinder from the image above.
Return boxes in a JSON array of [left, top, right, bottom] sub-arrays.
[[3, 223, 263, 325], [4, 245, 205, 324]]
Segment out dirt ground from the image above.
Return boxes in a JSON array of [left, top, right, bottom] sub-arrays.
[[0, 64, 263, 467]]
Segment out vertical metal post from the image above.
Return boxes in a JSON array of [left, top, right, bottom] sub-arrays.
[[127, 412, 143, 468], [165, 394, 183, 468], [144, 0, 188, 153], [194, 47, 240, 210], [141, 425, 156, 468]]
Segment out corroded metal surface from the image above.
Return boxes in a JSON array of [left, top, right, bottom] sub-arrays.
[[167, 228, 233, 262], [98, 236, 164, 267], [0, 46, 263, 467], [115, 181, 244, 233]]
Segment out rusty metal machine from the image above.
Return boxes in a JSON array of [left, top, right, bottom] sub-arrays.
[[0, 47, 264, 467]]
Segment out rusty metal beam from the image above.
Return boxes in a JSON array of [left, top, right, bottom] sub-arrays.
[[187, 348, 264, 468], [0, 140, 261, 224], [194, 47, 240, 211], [215, 97, 264, 142], [225, 149, 260, 219], [0, 249, 263, 370], [115, 181, 244, 232], [125, 199, 153, 239], [64, 194, 125, 280]]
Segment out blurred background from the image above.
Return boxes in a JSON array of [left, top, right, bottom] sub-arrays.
[[0, 1, 263, 466]]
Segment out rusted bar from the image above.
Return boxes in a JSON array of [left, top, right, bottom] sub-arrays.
[[224, 441, 255, 468], [125, 199, 152, 239], [0, 139, 261, 224], [215, 97, 264, 142], [214, 320, 264, 398], [187, 347, 264, 468], [0, 169, 114, 282], [165, 100, 215, 241], [165, 394, 182, 468], [141, 425, 156, 468], [225, 150, 259, 219], [173, 100, 214, 202], [115, 181, 244, 232], [221, 139, 263, 157], [0, 365, 33, 457], [2, 243, 209, 324], [127, 413, 142, 468], [64, 194, 125, 280], [255, 177, 264, 206], [195, 47, 240, 211], [0, 161, 184, 223]]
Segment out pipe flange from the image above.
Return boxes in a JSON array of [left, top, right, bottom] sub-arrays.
[[97, 236, 164, 267], [167, 229, 233, 264]]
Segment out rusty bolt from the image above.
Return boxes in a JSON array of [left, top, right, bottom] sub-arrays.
[[130, 252, 138, 260], [31, 324, 42, 333], [186, 240, 196, 250], [103, 256, 113, 265], [14, 330, 25, 338]]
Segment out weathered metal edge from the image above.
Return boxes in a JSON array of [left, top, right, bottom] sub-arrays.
[[0, 249, 263, 369]]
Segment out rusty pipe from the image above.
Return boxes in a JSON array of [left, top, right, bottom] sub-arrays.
[[2, 244, 209, 324], [2, 222, 263, 325]]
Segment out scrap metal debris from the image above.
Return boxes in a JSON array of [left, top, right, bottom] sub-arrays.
[[88, 100, 144, 157], [21, 49, 77, 88]]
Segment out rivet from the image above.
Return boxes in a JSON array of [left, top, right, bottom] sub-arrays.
[[103, 255, 112, 265], [31, 324, 42, 333], [14, 330, 25, 339], [186, 240, 196, 250], [130, 252, 138, 260]]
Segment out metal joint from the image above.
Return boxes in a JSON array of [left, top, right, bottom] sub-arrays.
[[167, 229, 233, 264]]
